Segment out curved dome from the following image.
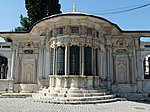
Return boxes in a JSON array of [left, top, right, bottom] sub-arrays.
[[30, 13, 122, 36]]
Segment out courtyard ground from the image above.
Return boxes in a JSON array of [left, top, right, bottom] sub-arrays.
[[0, 98, 149, 112]]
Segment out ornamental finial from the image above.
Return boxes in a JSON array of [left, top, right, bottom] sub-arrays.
[[73, 2, 76, 12]]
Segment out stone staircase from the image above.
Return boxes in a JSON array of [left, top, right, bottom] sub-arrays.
[[0, 86, 123, 104], [33, 86, 122, 104]]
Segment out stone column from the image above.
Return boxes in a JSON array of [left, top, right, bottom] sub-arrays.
[[49, 48, 52, 75], [81, 46, 84, 76], [39, 44, 44, 79], [135, 46, 142, 80], [92, 47, 97, 88], [67, 46, 70, 75], [7, 59, 11, 79], [100, 52, 104, 79], [45, 42, 50, 78], [14, 43, 19, 83], [80, 46, 82, 75], [133, 48, 137, 83], [106, 45, 111, 90], [43, 48, 46, 78], [53, 47, 56, 75], [112, 52, 116, 83], [136, 45, 143, 92], [34, 53, 38, 83], [8, 45, 17, 92], [55, 47, 58, 75], [10, 45, 16, 79], [65, 46, 68, 76], [18, 54, 22, 83], [97, 48, 101, 78], [93, 48, 97, 76], [128, 52, 133, 83], [50, 47, 56, 89], [42, 47, 45, 78], [92, 48, 94, 76]]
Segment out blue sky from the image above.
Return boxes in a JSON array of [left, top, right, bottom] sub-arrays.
[[0, 0, 150, 32]]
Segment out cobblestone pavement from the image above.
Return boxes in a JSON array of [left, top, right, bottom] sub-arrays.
[[0, 98, 150, 112]]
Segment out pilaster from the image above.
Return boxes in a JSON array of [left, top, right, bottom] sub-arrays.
[[112, 52, 116, 83], [106, 45, 111, 90], [7, 59, 11, 79], [81, 46, 84, 76], [18, 54, 22, 83], [10, 45, 17, 79], [53, 47, 57, 75], [45, 42, 50, 78], [34, 53, 38, 83], [128, 52, 133, 83], [65, 46, 68, 76]]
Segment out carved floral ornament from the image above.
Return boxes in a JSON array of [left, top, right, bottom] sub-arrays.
[[116, 38, 128, 47], [48, 25, 99, 39], [49, 37, 99, 48], [25, 40, 34, 47]]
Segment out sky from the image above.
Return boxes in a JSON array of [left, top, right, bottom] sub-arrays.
[[0, 0, 150, 32]]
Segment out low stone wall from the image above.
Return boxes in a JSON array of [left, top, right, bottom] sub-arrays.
[[49, 75, 100, 89], [0, 80, 9, 93], [14, 84, 38, 93], [112, 84, 137, 93], [142, 80, 150, 92]]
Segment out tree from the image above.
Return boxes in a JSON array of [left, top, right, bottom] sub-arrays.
[[15, 15, 31, 32], [25, 0, 61, 25], [15, 0, 61, 32]]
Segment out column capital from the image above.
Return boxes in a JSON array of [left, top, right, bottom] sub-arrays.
[[39, 44, 45, 49], [128, 52, 132, 57], [11, 45, 17, 50], [18, 54, 23, 59], [105, 45, 111, 50], [112, 53, 116, 59], [34, 54, 39, 60], [51, 44, 58, 49]]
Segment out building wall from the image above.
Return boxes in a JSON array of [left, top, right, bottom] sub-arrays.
[[0, 14, 150, 95]]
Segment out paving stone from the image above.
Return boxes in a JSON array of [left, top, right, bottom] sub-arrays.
[[0, 98, 149, 112]]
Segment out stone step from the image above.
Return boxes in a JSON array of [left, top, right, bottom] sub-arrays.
[[98, 89, 108, 92], [66, 93, 84, 97], [51, 98, 121, 104], [90, 92, 105, 96], [33, 94, 119, 104], [1, 93, 32, 98], [47, 93, 58, 97], [57, 91, 110, 97]]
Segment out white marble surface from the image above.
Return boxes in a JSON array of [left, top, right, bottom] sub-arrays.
[[0, 98, 149, 112]]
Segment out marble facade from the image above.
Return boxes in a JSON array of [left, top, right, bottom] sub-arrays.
[[0, 13, 150, 97]]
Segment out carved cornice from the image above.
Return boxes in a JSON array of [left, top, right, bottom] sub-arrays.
[[49, 36, 100, 48]]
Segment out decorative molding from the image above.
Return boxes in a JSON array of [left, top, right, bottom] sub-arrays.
[[116, 38, 128, 47], [116, 49, 128, 54], [117, 60, 127, 83]]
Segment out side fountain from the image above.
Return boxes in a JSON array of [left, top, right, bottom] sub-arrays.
[[33, 75, 118, 104]]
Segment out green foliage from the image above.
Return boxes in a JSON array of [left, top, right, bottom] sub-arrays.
[[25, 0, 61, 25], [15, 15, 31, 32], [15, 0, 61, 32]]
